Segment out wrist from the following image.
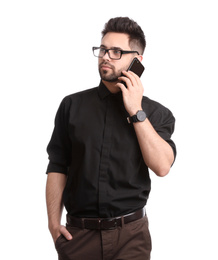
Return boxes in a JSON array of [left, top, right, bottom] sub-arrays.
[[49, 226, 61, 243], [127, 109, 147, 124], [128, 107, 142, 117], [48, 221, 61, 232]]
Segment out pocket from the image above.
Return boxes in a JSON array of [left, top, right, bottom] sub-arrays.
[[126, 216, 152, 251], [54, 227, 77, 255], [141, 217, 152, 252], [55, 234, 63, 249], [54, 235, 70, 260]]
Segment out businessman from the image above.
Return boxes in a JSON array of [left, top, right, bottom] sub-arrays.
[[46, 16, 176, 260]]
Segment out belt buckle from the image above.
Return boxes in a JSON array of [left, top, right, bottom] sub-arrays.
[[100, 218, 118, 230]]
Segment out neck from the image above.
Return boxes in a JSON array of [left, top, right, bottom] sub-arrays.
[[102, 80, 121, 94]]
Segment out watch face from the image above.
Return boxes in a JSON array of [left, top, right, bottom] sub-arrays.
[[137, 111, 146, 122]]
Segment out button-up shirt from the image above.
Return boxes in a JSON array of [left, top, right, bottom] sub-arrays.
[[46, 81, 176, 218]]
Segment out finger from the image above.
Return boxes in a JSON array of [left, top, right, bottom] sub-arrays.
[[118, 76, 132, 89], [128, 71, 141, 85], [116, 82, 128, 94], [121, 71, 137, 87], [126, 71, 144, 93], [127, 70, 140, 79], [60, 225, 73, 240]]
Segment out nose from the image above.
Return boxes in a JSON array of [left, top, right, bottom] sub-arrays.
[[102, 50, 111, 61]]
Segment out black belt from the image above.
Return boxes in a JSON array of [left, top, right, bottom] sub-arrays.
[[67, 209, 144, 230]]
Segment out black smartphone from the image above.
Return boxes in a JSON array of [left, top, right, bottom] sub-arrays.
[[121, 57, 145, 87], [127, 57, 144, 77]]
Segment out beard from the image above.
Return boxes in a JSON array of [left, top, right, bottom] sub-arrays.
[[98, 62, 123, 82]]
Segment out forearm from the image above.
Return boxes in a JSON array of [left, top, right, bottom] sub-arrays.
[[133, 118, 174, 177], [46, 172, 67, 230], [117, 71, 174, 176]]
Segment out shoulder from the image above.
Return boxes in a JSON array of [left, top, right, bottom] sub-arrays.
[[142, 96, 169, 112], [63, 87, 98, 102], [142, 96, 175, 125], [55, 87, 98, 114], [59, 87, 98, 108]]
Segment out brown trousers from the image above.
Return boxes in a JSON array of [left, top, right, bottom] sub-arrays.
[[55, 216, 152, 260]]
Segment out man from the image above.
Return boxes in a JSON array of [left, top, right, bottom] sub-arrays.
[[46, 17, 176, 260]]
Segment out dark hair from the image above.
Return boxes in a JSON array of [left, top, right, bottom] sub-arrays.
[[102, 17, 146, 55]]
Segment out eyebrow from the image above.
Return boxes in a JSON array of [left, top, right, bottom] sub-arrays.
[[100, 44, 122, 50]]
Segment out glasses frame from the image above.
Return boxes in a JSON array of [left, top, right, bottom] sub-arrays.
[[92, 47, 139, 60]]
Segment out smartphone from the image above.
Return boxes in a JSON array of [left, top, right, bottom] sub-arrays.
[[121, 57, 145, 87], [127, 57, 144, 77]]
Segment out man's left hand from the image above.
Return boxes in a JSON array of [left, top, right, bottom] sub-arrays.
[[116, 70, 144, 116]]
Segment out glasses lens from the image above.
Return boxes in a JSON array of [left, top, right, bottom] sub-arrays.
[[93, 48, 121, 60], [93, 48, 104, 57], [108, 49, 121, 60]]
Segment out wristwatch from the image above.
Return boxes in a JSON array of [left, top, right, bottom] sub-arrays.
[[127, 110, 147, 124]]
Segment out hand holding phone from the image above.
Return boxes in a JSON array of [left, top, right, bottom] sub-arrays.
[[121, 57, 144, 87], [118, 57, 145, 116]]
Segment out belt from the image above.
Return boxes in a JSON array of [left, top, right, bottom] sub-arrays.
[[67, 209, 144, 230]]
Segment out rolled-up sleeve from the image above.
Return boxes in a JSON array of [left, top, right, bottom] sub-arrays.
[[46, 97, 72, 175], [149, 107, 177, 163]]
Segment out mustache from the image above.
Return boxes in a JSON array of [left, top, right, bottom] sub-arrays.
[[99, 62, 114, 69]]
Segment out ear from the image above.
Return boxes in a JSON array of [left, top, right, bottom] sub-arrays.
[[137, 55, 143, 62]]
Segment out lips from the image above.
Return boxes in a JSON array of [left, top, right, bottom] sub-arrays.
[[100, 63, 113, 70], [101, 65, 112, 70]]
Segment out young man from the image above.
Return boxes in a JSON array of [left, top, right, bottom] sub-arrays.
[[46, 17, 176, 260]]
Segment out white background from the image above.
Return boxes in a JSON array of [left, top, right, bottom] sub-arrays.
[[0, 0, 217, 259]]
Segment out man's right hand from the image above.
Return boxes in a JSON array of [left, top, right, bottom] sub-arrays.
[[51, 225, 73, 244]]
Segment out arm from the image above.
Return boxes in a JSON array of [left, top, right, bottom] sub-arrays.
[[117, 70, 174, 177], [46, 172, 72, 242], [132, 118, 174, 176]]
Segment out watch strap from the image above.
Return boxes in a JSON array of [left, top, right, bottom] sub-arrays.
[[127, 110, 146, 124], [127, 115, 137, 124]]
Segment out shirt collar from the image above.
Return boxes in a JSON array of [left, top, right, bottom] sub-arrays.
[[98, 81, 123, 101], [98, 81, 111, 99]]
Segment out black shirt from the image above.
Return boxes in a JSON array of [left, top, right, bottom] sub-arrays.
[[46, 81, 176, 218]]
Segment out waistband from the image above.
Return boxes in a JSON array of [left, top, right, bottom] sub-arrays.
[[67, 209, 145, 230]]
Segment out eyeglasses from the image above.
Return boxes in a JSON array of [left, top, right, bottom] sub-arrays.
[[92, 47, 139, 60]]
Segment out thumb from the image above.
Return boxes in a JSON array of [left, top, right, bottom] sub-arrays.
[[60, 225, 73, 240]]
